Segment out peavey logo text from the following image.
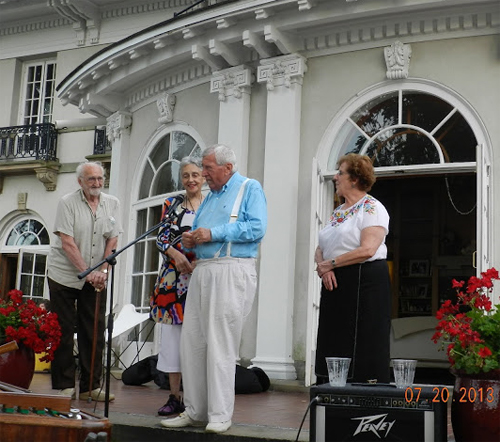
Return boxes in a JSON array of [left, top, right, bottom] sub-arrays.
[[351, 413, 396, 439]]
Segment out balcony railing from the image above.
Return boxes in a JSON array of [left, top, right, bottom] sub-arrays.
[[0, 123, 58, 161]]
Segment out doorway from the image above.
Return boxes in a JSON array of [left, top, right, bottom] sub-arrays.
[[371, 174, 476, 319]]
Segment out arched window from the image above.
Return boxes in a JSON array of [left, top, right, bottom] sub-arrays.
[[327, 90, 477, 170], [1, 217, 50, 303], [131, 129, 203, 313]]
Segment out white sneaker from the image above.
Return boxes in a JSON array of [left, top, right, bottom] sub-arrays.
[[161, 412, 206, 428], [58, 388, 76, 399], [205, 420, 232, 433], [79, 388, 115, 402]]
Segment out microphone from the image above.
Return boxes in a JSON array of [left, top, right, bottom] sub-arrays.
[[163, 195, 184, 221]]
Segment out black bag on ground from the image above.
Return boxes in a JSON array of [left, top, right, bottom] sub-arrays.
[[122, 356, 270, 394], [235, 365, 271, 394], [121, 355, 170, 389]]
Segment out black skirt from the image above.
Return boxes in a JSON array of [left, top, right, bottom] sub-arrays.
[[315, 260, 391, 383]]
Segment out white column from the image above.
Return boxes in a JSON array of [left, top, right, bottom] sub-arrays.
[[251, 54, 307, 380], [105, 110, 132, 314], [106, 110, 132, 202], [210, 65, 252, 175]]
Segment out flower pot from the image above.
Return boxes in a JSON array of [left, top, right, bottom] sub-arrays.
[[0, 342, 36, 389], [451, 369, 500, 442]]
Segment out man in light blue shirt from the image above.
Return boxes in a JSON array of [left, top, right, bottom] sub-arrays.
[[161, 144, 267, 434]]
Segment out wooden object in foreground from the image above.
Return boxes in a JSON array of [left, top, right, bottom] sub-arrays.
[[0, 382, 111, 442]]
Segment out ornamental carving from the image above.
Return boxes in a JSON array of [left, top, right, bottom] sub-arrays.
[[257, 54, 307, 91], [34, 166, 59, 191], [384, 41, 412, 80], [210, 66, 253, 102], [157, 93, 177, 124], [106, 111, 132, 142]]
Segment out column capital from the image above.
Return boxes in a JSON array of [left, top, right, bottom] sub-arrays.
[[210, 65, 253, 102], [257, 54, 307, 91], [106, 111, 132, 142]]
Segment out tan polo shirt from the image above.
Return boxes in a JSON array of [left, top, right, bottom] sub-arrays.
[[47, 189, 122, 289]]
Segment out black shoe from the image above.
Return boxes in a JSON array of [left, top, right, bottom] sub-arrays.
[[158, 394, 185, 416]]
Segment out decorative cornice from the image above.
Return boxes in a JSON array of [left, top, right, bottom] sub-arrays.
[[303, 10, 499, 56], [106, 111, 132, 142], [54, 1, 499, 114], [384, 41, 412, 80], [157, 93, 176, 123], [257, 54, 307, 91], [210, 65, 253, 102], [0, 18, 70, 36], [0, 0, 192, 39], [126, 63, 211, 110]]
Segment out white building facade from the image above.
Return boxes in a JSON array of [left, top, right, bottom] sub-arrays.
[[1, 0, 498, 385]]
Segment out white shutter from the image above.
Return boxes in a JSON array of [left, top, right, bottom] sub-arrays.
[[305, 158, 334, 386], [476, 144, 491, 273]]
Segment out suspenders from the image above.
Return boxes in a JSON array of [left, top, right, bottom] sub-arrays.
[[214, 178, 250, 258]]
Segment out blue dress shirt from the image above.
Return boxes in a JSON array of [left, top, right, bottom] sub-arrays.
[[192, 172, 267, 259]]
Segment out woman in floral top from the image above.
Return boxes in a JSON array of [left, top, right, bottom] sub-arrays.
[[314, 153, 391, 384], [150, 156, 204, 415]]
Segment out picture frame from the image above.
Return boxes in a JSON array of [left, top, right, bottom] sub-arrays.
[[409, 259, 429, 277], [417, 284, 429, 297]]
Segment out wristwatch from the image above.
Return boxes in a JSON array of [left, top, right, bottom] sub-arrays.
[[331, 259, 336, 269]]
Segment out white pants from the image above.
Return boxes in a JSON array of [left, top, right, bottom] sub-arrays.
[[180, 257, 257, 423], [157, 323, 182, 373]]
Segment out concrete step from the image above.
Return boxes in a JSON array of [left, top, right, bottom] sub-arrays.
[[109, 411, 310, 442]]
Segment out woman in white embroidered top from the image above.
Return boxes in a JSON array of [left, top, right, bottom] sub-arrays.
[[315, 153, 391, 384]]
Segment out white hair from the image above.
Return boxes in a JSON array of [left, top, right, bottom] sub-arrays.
[[76, 161, 105, 179], [202, 144, 238, 173]]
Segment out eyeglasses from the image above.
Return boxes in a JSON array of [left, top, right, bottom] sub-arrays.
[[336, 170, 349, 176], [85, 176, 104, 183]]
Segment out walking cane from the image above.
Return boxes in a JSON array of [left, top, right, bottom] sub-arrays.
[[88, 287, 101, 403]]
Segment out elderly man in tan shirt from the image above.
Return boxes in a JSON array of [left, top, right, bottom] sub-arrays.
[[47, 161, 122, 402]]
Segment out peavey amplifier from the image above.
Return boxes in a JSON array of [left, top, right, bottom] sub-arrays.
[[310, 383, 447, 442]]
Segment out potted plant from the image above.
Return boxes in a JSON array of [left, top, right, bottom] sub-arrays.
[[432, 267, 500, 442], [0, 289, 61, 388]]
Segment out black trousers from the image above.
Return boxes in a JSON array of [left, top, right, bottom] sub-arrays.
[[315, 260, 391, 384], [48, 278, 107, 392]]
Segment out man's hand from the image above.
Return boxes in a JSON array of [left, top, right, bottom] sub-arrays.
[[86, 270, 107, 292], [190, 227, 211, 244]]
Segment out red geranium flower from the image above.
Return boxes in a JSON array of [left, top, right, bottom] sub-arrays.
[[433, 267, 500, 375], [0, 290, 61, 362]]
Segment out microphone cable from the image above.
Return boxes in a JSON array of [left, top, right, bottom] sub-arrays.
[[295, 395, 319, 442]]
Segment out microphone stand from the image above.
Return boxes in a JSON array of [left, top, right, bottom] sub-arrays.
[[78, 215, 174, 417]]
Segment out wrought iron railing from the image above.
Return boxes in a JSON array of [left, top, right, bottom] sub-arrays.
[[0, 123, 58, 161], [93, 127, 112, 155]]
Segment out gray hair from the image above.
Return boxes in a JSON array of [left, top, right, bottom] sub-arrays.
[[202, 144, 238, 173], [76, 161, 105, 179], [179, 156, 202, 172]]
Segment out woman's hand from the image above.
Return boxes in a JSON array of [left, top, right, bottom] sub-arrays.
[[168, 248, 194, 274], [322, 271, 338, 291], [182, 231, 195, 248], [316, 259, 334, 278]]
